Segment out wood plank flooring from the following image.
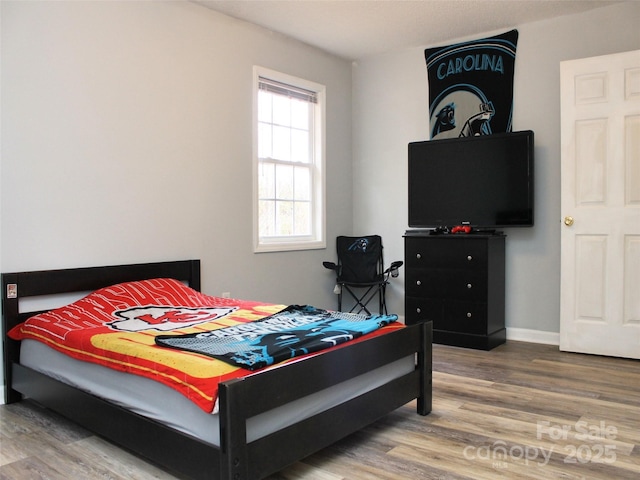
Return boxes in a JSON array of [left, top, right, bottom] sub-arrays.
[[1, 340, 639, 479]]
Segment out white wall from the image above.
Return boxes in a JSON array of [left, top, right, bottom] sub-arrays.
[[352, 1, 640, 337], [1, 0, 353, 304], [0, 0, 353, 393]]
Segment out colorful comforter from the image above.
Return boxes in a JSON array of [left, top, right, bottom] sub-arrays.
[[8, 278, 401, 412]]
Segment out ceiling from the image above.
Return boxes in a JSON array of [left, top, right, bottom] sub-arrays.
[[194, 0, 620, 60]]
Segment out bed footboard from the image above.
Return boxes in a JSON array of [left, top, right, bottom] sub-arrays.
[[218, 321, 432, 480]]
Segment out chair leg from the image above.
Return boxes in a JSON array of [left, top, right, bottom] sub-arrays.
[[343, 285, 373, 315], [342, 285, 392, 316]]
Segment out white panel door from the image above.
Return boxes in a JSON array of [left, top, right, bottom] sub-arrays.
[[560, 49, 640, 359]]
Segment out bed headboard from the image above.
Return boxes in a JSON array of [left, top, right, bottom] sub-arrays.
[[2, 259, 200, 402]]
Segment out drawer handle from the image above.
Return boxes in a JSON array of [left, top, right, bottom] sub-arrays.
[[416, 253, 422, 259], [416, 280, 422, 286], [416, 308, 421, 314], [467, 312, 472, 318], [467, 255, 473, 261], [467, 283, 472, 289]]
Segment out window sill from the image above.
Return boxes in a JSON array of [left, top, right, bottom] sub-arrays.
[[254, 239, 326, 253]]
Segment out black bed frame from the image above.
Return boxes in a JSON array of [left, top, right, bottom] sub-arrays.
[[2, 260, 432, 480]]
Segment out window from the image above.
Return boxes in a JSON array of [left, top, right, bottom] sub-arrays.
[[253, 67, 326, 252]]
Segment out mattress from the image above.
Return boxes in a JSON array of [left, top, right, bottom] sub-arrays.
[[20, 339, 415, 446]]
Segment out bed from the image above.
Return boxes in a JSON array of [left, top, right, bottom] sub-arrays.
[[2, 259, 432, 480]]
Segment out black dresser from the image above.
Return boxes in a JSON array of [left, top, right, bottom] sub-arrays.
[[404, 231, 506, 350]]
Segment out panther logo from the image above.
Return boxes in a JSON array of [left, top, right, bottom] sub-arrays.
[[348, 237, 369, 252], [431, 102, 456, 138]]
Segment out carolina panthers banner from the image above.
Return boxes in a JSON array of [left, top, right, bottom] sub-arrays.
[[425, 29, 518, 139], [156, 305, 396, 370]]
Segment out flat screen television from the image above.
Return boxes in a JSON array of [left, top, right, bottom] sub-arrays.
[[408, 130, 534, 229]]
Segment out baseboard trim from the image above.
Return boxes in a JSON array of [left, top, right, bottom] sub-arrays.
[[506, 327, 559, 345], [398, 316, 559, 346]]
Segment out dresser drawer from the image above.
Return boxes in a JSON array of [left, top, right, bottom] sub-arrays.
[[405, 296, 442, 325], [405, 237, 488, 269], [406, 297, 487, 334], [405, 269, 488, 301], [405, 269, 448, 298], [443, 301, 488, 335]]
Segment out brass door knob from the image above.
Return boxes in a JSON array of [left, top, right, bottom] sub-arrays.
[[564, 216, 574, 226]]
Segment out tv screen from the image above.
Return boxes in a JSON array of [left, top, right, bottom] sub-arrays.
[[408, 130, 534, 229]]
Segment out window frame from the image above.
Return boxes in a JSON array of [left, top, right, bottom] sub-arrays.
[[253, 66, 326, 253]]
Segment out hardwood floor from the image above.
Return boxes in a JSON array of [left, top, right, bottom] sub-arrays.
[[1, 341, 639, 479]]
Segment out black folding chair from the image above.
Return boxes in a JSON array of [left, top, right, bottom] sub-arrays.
[[323, 235, 403, 315]]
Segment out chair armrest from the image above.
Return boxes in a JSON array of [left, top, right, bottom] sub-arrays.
[[386, 260, 403, 278], [323, 261, 338, 271]]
